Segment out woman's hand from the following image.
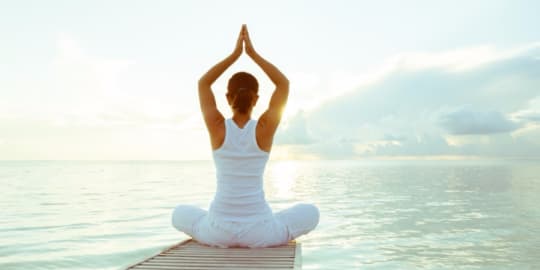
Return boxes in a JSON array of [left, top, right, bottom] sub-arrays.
[[232, 25, 244, 58], [242, 24, 257, 58]]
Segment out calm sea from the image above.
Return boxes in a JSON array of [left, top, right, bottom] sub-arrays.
[[1, 160, 539, 269]]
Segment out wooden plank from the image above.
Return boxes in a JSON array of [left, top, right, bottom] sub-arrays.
[[147, 257, 294, 262], [126, 239, 300, 270], [146, 259, 294, 264], [293, 242, 302, 270], [132, 266, 291, 270], [165, 251, 294, 256], [125, 239, 192, 270], [133, 267, 286, 270]]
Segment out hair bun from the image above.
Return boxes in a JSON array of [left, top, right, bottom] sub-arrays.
[[227, 72, 259, 114]]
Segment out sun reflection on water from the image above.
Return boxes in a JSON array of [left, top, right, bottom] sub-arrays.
[[267, 160, 298, 199]]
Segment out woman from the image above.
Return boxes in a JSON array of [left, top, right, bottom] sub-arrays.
[[172, 25, 319, 248]]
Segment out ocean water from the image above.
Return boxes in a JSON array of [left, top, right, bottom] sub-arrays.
[[1, 160, 539, 269]]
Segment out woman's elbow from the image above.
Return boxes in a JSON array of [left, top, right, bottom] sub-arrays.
[[198, 78, 206, 86], [280, 78, 290, 88], [198, 78, 211, 88]]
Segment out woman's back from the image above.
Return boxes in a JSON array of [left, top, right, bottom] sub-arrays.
[[210, 118, 273, 222]]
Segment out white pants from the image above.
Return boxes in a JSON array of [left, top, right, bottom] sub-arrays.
[[171, 204, 319, 248]]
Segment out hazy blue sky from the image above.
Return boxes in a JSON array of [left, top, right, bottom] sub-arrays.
[[1, 0, 539, 160]]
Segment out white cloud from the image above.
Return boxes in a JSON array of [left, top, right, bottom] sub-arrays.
[[386, 43, 540, 73], [0, 34, 208, 160], [3, 33, 201, 126], [437, 106, 520, 135], [275, 111, 314, 145], [275, 43, 540, 158], [511, 96, 540, 123]]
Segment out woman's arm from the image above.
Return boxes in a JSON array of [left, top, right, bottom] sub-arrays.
[[198, 26, 243, 148], [244, 25, 289, 142]]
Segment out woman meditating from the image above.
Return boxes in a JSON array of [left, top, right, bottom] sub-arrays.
[[172, 25, 319, 248]]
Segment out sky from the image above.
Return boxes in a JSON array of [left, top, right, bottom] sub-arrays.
[[1, 0, 539, 160]]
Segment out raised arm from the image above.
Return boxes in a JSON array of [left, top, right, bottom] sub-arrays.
[[243, 25, 290, 140], [198, 26, 243, 149]]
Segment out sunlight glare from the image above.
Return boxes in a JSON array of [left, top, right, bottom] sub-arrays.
[[268, 160, 298, 198]]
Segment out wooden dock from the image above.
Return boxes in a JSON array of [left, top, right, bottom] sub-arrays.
[[126, 239, 301, 270]]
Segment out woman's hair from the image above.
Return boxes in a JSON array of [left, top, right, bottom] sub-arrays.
[[227, 72, 259, 114]]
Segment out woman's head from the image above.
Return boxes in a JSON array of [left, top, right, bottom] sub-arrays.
[[227, 72, 259, 114]]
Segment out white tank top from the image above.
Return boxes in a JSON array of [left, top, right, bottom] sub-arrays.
[[209, 118, 273, 222]]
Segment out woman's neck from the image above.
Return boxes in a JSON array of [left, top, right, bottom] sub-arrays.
[[232, 113, 251, 129]]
